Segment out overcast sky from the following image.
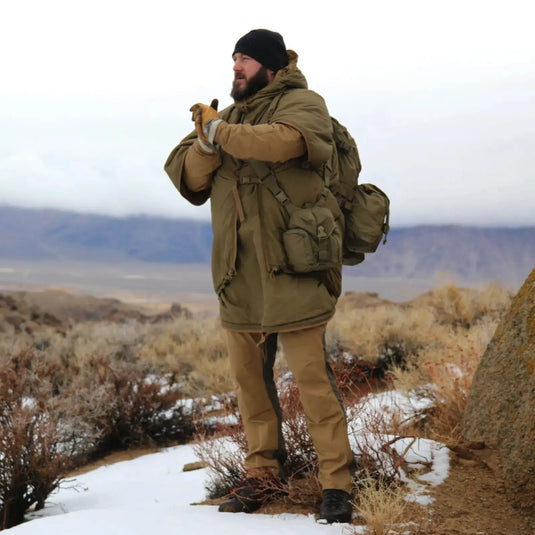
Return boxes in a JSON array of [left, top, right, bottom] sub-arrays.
[[1, 0, 533, 226]]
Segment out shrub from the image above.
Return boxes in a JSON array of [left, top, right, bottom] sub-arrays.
[[329, 303, 447, 371], [194, 370, 407, 510], [140, 317, 231, 397], [412, 283, 512, 329], [354, 476, 407, 535], [193, 373, 322, 502], [71, 356, 197, 456], [0, 350, 95, 529], [390, 326, 492, 444]]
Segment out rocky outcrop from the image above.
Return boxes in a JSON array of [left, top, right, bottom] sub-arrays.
[[462, 268, 535, 516]]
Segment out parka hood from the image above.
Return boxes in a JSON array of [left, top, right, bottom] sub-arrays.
[[234, 50, 307, 111]]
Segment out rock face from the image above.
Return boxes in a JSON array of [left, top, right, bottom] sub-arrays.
[[462, 268, 535, 516]]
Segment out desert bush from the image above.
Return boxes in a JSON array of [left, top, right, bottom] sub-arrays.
[[412, 283, 512, 329], [194, 373, 321, 501], [46, 321, 149, 387], [140, 317, 231, 396], [194, 433, 247, 499], [389, 324, 492, 444], [329, 304, 449, 371], [0, 338, 201, 528], [0, 349, 96, 530], [71, 356, 197, 456], [44, 316, 232, 397], [194, 368, 411, 511], [329, 284, 510, 372], [354, 475, 407, 535], [5, 318, 201, 456]]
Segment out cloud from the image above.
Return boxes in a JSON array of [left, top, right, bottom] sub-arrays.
[[1, 0, 534, 225]]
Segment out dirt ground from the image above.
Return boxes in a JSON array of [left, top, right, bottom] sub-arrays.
[[421, 444, 535, 535]]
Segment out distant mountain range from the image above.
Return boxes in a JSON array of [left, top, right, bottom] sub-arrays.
[[1, 205, 533, 287]]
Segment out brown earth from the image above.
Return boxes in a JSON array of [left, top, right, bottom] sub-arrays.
[[422, 444, 535, 535]]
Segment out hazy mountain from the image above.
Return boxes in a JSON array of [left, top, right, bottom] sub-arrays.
[[1, 205, 533, 287], [0, 205, 212, 263]]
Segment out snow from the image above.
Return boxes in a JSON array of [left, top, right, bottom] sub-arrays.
[[5, 390, 450, 534]]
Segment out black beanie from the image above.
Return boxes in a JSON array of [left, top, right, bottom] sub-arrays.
[[233, 29, 289, 72]]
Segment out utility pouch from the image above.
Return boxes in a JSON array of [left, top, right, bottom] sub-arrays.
[[283, 206, 342, 273], [248, 159, 342, 274], [343, 183, 390, 256]]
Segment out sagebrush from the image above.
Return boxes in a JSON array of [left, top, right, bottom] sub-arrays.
[[0, 282, 513, 530]]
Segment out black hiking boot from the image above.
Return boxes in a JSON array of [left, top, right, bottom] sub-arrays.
[[218, 477, 275, 513], [318, 489, 353, 523]]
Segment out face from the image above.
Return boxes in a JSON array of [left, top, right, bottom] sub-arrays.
[[231, 53, 275, 101]]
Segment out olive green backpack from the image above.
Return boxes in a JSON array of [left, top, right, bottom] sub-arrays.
[[327, 117, 390, 265], [252, 94, 390, 270]]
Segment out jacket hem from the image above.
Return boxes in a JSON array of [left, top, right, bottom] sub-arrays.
[[220, 310, 334, 334]]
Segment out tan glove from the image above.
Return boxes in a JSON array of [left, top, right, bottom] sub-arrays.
[[190, 99, 219, 142]]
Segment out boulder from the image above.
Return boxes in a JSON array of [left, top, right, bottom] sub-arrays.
[[462, 268, 535, 516]]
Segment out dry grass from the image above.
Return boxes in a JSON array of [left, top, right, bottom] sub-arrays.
[[138, 317, 232, 396], [390, 323, 496, 444], [331, 283, 510, 367], [354, 477, 407, 535], [330, 304, 446, 367]]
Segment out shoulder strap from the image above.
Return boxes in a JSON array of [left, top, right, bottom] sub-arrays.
[[248, 89, 329, 214], [248, 159, 329, 215], [265, 88, 288, 123], [248, 159, 299, 215]]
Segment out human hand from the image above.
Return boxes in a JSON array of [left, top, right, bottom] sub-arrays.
[[190, 99, 219, 142]]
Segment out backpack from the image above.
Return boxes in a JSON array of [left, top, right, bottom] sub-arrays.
[[327, 117, 390, 265], [256, 92, 390, 268]]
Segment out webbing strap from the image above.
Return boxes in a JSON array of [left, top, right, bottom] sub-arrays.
[[248, 159, 299, 216], [237, 177, 261, 185], [231, 184, 245, 223], [248, 159, 329, 215]]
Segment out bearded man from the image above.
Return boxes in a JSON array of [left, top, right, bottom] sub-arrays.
[[165, 29, 354, 524]]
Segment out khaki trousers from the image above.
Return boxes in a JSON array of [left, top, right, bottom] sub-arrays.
[[225, 324, 354, 493]]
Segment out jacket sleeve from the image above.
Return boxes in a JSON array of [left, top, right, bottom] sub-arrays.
[[214, 122, 306, 163], [270, 89, 333, 169], [164, 132, 221, 206]]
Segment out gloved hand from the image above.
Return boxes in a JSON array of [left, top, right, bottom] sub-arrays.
[[190, 99, 219, 142]]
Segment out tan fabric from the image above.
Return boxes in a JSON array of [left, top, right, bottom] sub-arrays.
[[183, 140, 221, 192], [214, 121, 306, 162], [164, 52, 343, 332], [226, 326, 354, 492]]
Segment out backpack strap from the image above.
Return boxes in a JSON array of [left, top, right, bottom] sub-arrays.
[[247, 89, 329, 214], [248, 159, 329, 215], [265, 88, 288, 123], [248, 159, 299, 216]]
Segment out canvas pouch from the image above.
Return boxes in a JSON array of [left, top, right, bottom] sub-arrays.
[[282, 205, 342, 273]]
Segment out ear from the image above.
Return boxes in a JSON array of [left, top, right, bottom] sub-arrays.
[[267, 69, 276, 82]]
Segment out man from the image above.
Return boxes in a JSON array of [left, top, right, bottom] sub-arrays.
[[164, 29, 354, 523]]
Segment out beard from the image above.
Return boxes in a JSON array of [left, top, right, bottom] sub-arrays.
[[231, 66, 271, 102]]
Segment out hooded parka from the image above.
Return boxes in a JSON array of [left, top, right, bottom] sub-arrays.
[[165, 53, 343, 333]]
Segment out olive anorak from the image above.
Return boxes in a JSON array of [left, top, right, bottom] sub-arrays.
[[165, 53, 343, 332]]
